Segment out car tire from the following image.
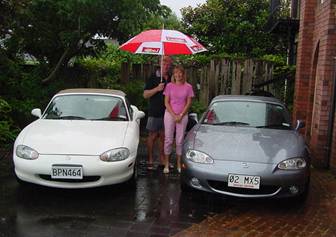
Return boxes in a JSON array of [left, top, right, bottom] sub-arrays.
[[180, 180, 194, 193], [15, 174, 32, 188], [297, 178, 310, 202]]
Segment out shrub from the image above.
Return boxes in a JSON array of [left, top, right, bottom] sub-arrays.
[[0, 98, 20, 146]]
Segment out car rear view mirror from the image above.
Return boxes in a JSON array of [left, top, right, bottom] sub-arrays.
[[31, 108, 42, 118], [189, 113, 198, 123], [295, 120, 305, 130], [135, 111, 145, 120]]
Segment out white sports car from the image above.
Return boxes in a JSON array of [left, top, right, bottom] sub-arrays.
[[13, 88, 145, 188]]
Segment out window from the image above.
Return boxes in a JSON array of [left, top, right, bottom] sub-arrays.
[[44, 95, 128, 121], [202, 100, 291, 129]]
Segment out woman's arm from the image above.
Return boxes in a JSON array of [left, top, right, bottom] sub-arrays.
[[179, 96, 192, 118], [165, 95, 178, 120]]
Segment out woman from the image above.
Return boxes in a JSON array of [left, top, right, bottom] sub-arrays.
[[163, 65, 194, 174]]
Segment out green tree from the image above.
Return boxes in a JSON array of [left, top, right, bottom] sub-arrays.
[[143, 9, 182, 31], [181, 0, 282, 57], [7, 0, 168, 83]]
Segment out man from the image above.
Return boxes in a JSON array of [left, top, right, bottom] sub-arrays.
[[143, 56, 173, 170]]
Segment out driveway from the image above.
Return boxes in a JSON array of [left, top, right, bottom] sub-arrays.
[[0, 143, 336, 237]]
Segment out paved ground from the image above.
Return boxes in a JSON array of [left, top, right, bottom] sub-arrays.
[[1, 144, 336, 237]]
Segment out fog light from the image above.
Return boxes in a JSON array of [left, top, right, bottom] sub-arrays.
[[289, 185, 299, 194], [190, 177, 201, 187]]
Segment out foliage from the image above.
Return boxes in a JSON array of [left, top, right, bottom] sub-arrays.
[[261, 54, 287, 65], [114, 80, 147, 112], [0, 56, 63, 130], [0, 0, 28, 38], [77, 44, 155, 86], [0, 98, 20, 146], [181, 0, 284, 57], [77, 44, 150, 70], [4, 0, 169, 82], [143, 10, 182, 31], [190, 100, 207, 116]]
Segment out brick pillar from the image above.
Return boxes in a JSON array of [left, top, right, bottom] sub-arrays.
[[310, 1, 336, 168], [293, 0, 315, 132]]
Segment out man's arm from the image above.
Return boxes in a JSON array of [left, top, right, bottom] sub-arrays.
[[143, 83, 165, 99]]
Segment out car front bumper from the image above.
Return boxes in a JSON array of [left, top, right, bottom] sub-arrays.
[[181, 158, 310, 198], [14, 153, 136, 188]]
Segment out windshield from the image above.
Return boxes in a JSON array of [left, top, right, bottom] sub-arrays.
[[202, 100, 291, 129], [43, 95, 128, 121]]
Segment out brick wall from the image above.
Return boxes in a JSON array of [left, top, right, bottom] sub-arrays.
[[294, 0, 336, 168]]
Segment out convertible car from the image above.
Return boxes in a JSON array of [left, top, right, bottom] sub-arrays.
[[13, 88, 145, 188], [181, 95, 310, 199]]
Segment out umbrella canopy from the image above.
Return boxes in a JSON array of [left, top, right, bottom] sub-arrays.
[[119, 29, 207, 55]]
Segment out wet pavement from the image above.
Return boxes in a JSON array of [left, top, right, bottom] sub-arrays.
[[1, 143, 336, 237]]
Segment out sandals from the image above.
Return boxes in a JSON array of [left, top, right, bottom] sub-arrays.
[[163, 167, 169, 174], [158, 164, 174, 169]]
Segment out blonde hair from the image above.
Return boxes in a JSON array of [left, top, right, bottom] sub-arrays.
[[171, 65, 186, 83]]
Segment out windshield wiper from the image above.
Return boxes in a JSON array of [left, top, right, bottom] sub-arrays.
[[212, 121, 250, 126], [256, 124, 291, 129], [59, 116, 86, 120], [95, 117, 127, 121]]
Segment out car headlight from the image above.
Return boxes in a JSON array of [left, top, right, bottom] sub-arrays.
[[186, 150, 214, 164], [16, 145, 39, 160], [100, 148, 130, 162], [277, 158, 307, 170]]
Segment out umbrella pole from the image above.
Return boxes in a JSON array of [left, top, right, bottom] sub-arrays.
[[161, 24, 164, 83], [160, 54, 163, 83]]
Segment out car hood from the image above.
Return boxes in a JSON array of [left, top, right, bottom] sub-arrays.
[[21, 120, 129, 155], [191, 125, 304, 164]]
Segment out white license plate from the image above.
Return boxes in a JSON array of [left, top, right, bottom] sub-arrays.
[[228, 174, 260, 189], [51, 165, 83, 179]]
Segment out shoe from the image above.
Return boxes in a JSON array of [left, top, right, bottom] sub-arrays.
[[160, 164, 173, 169], [163, 167, 169, 174]]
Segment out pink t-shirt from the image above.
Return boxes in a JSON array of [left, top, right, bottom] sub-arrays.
[[163, 82, 195, 114]]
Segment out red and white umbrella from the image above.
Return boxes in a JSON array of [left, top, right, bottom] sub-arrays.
[[119, 29, 207, 81], [120, 29, 207, 55]]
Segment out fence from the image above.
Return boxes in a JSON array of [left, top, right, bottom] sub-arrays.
[[121, 58, 294, 106]]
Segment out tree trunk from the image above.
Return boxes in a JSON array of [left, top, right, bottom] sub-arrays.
[[42, 48, 70, 84]]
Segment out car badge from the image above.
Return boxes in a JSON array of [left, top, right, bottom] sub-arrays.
[[242, 162, 249, 168]]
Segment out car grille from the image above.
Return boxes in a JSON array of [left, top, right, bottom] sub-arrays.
[[207, 180, 279, 195], [39, 175, 100, 183]]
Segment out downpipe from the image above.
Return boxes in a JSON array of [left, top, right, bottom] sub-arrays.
[[326, 57, 336, 168]]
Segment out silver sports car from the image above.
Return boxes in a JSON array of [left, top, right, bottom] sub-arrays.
[[181, 95, 310, 199]]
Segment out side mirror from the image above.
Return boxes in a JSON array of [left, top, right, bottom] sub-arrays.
[[131, 105, 145, 120], [31, 108, 42, 118], [189, 113, 198, 123], [135, 111, 145, 120], [186, 113, 198, 132], [295, 120, 305, 130]]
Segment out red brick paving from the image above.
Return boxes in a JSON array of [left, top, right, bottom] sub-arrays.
[[173, 168, 336, 237]]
